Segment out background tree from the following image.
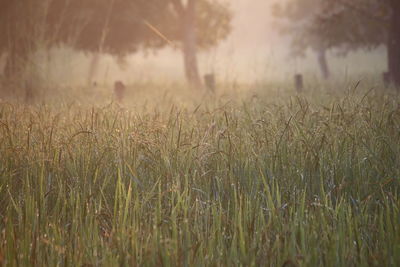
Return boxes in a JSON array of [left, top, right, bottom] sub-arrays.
[[0, 0, 54, 81], [170, 0, 231, 87], [46, 0, 171, 85], [171, 0, 201, 87], [47, 0, 231, 88], [272, 0, 333, 79], [1, 0, 231, 88], [272, 0, 400, 85], [169, 0, 231, 87]]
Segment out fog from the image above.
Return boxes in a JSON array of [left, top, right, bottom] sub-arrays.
[[93, 0, 386, 85], [0, 0, 388, 86]]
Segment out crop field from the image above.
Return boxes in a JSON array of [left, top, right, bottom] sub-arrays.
[[0, 82, 399, 266]]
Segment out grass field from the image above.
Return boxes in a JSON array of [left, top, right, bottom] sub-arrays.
[[0, 81, 399, 266]]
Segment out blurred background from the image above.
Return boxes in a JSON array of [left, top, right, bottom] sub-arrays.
[[0, 0, 395, 91]]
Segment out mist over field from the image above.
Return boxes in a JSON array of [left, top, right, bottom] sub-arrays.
[[0, 0, 387, 86], [1, 1, 399, 266], [118, 0, 387, 83]]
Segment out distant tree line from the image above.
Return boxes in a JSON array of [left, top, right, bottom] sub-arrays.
[[0, 0, 231, 89], [273, 0, 400, 87]]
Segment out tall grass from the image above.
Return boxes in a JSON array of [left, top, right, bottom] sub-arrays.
[[0, 83, 399, 266]]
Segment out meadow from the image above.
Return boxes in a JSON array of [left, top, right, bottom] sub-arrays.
[[0, 80, 399, 266]]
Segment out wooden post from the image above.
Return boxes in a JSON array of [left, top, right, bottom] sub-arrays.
[[25, 81, 34, 104], [114, 81, 126, 103], [383, 72, 391, 88], [295, 74, 303, 92], [204, 73, 216, 93]]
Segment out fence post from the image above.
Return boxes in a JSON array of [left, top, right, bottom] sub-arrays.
[[383, 72, 391, 88], [204, 73, 216, 93], [295, 74, 303, 92], [114, 81, 126, 103]]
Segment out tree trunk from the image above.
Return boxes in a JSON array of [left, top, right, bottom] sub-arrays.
[[4, 49, 18, 80], [388, 0, 400, 87], [0, 52, 7, 75], [4, 46, 29, 82], [317, 48, 330, 80], [182, 0, 202, 88], [3, 45, 32, 97]]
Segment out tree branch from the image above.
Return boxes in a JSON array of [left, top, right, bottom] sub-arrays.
[[335, 0, 389, 25], [170, 0, 185, 16]]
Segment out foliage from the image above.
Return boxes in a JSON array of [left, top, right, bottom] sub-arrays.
[[46, 0, 171, 56], [0, 0, 231, 55], [272, 0, 390, 56], [0, 0, 231, 80], [186, 0, 232, 50], [0, 82, 399, 266]]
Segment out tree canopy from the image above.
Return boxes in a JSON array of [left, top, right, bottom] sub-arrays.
[[1, 0, 232, 85], [272, 0, 388, 56], [272, 0, 400, 86], [45, 0, 231, 55], [46, 0, 171, 56]]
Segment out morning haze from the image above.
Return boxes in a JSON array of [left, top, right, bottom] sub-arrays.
[[0, 0, 387, 85], [0, 1, 399, 266]]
